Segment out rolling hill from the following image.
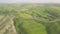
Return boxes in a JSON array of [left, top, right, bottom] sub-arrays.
[[0, 4, 60, 34]]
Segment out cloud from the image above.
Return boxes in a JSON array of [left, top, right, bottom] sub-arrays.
[[0, 0, 60, 3]]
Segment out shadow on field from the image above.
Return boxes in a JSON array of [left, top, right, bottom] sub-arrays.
[[14, 18, 28, 34]]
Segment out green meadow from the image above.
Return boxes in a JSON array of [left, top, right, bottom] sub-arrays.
[[0, 4, 60, 34]]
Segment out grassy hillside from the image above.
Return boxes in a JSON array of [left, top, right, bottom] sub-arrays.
[[0, 4, 60, 34]]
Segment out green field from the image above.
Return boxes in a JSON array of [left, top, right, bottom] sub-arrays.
[[0, 4, 60, 34]]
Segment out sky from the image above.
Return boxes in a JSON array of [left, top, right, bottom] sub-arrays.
[[0, 0, 60, 4]]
